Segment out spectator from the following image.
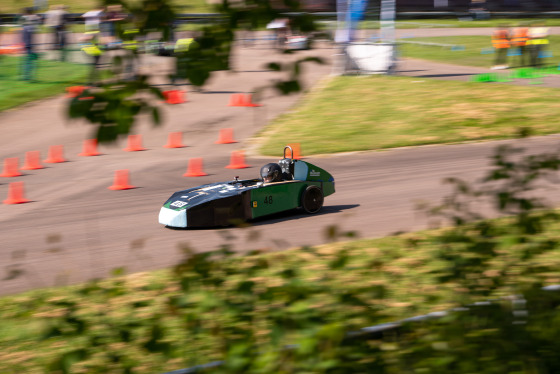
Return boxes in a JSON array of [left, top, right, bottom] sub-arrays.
[[510, 23, 529, 67], [44, 4, 68, 55], [527, 21, 549, 67], [104, 5, 125, 39], [491, 25, 510, 70], [80, 31, 103, 85], [19, 7, 40, 81], [82, 8, 104, 32]]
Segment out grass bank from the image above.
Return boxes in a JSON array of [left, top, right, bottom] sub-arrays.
[[400, 35, 560, 68], [0, 55, 88, 112], [1, 210, 560, 372], [258, 75, 560, 156]]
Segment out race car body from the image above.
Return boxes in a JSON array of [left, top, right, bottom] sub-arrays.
[[158, 148, 335, 228]]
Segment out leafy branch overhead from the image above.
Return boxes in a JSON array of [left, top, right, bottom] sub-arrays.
[[68, 78, 163, 142], [267, 57, 324, 94], [69, 0, 324, 143]]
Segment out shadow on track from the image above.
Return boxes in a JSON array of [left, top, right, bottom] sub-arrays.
[[163, 204, 360, 230], [251, 204, 360, 226]]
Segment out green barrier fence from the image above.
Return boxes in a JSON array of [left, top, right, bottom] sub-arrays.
[[471, 66, 560, 85]]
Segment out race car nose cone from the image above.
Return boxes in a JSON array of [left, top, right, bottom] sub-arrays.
[[159, 207, 187, 227]]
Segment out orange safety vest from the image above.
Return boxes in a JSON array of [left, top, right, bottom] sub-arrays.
[[511, 27, 528, 47], [492, 30, 510, 49]]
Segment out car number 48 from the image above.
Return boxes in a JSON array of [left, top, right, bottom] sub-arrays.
[[264, 196, 273, 204]]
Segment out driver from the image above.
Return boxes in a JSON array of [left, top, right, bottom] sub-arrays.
[[260, 163, 283, 183]]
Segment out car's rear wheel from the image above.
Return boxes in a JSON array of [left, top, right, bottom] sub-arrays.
[[302, 185, 324, 214]]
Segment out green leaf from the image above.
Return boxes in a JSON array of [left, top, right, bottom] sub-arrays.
[[152, 107, 161, 126], [149, 86, 165, 100], [111, 267, 126, 277], [267, 62, 282, 71], [301, 56, 324, 65], [236, 280, 255, 294], [48, 349, 88, 374]]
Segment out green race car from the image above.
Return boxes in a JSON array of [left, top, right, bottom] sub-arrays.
[[158, 146, 335, 228]]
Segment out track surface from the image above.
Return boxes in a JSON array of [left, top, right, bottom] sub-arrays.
[[2, 35, 560, 296]]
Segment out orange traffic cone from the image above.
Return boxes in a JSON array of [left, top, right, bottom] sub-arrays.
[[108, 169, 136, 190], [163, 90, 186, 104], [215, 128, 237, 144], [21, 151, 45, 170], [225, 151, 250, 169], [183, 158, 208, 177], [66, 86, 87, 98], [123, 135, 146, 152], [3, 182, 31, 204], [0, 44, 23, 55], [228, 93, 243, 107], [78, 139, 101, 157], [0, 158, 22, 177], [162, 90, 172, 103], [44, 145, 67, 163], [243, 94, 262, 107], [287, 143, 302, 160], [163, 132, 186, 148]]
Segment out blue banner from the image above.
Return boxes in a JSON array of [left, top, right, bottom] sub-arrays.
[[349, 0, 368, 22]]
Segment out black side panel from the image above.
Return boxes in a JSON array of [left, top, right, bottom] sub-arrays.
[[242, 190, 252, 220], [187, 195, 245, 227]]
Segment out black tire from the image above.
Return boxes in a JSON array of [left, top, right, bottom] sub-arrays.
[[301, 185, 324, 214]]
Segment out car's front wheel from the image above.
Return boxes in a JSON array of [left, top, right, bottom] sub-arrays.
[[301, 185, 324, 214]]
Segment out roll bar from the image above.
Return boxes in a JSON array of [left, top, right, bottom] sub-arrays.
[[283, 145, 294, 159]]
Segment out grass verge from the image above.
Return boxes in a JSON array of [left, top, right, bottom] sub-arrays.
[[0, 55, 89, 112], [258, 75, 560, 156]]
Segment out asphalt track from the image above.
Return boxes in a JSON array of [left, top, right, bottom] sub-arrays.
[[2, 32, 560, 296]]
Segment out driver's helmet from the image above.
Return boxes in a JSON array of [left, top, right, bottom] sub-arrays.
[[260, 163, 283, 183]]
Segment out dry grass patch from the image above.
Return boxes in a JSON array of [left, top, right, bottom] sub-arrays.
[[259, 75, 560, 156]]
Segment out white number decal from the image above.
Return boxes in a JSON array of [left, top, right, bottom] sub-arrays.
[[170, 200, 188, 208]]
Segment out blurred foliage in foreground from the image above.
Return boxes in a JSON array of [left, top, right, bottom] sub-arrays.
[[2, 143, 560, 373]]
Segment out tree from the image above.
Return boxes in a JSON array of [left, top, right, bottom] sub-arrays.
[[68, 0, 323, 142]]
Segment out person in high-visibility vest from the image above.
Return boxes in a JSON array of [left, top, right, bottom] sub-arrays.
[[491, 25, 510, 70], [527, 22, 549, 67], [510, 23, 529, 67], [174, 38, 196, 53], [19, 7, 40, 81], [173, 38, 199, 85], [80, 31, 104, 84], [122, 29, 139, 80]]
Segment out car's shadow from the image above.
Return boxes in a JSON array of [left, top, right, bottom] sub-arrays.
[[250, 204, 360, 226], [165, 204, 360, 231]]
